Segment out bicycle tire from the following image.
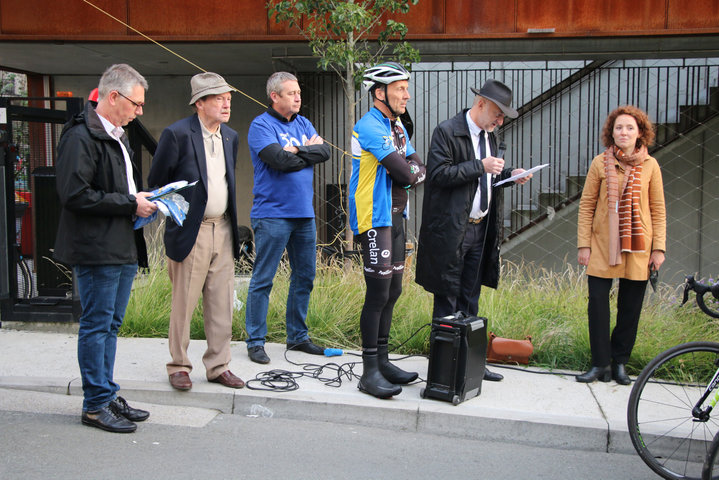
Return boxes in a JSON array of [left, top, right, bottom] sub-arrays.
[[702, 431, 719, 480], [24, 258, 34, 298], [628, 341, 719, 480], [16, 258, 32, 299]]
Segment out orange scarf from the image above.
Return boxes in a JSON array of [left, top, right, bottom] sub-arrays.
[[604, 145, 647, 266]]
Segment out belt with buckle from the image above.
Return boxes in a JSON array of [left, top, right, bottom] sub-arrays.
[[203, 212, 228, 222], [468, 217, 484, 224]]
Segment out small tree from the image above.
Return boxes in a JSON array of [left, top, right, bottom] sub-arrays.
[[1, 71, 27, 97], [267, 0, 421, 247]]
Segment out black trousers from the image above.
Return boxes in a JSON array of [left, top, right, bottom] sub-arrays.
[[432, 221, 487, 319], [587, 275, 648, 367], [357, 212, 405, 351]]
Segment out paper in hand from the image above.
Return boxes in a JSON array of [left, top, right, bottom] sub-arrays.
[[493, 164, 549, 186], [134, 181, 197, 229], [148, 180, 197, 201]]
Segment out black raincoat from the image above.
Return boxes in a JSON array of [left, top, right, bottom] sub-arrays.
[[415, 109, 513, 296]]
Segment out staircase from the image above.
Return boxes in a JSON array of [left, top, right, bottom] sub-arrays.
[[501, 61, 719, 242]]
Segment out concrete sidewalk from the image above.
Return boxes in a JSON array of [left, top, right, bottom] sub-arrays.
[[0, 324, 637, 453]]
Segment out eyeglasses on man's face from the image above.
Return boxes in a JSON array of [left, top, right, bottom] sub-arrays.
[[116, 91, 145, 109]]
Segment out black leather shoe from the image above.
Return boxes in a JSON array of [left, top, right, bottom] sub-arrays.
[[82, 405, 137, 433], [483, 368, 504, 382], [287, 340, 324, 355], [612, 363, 631, 385], [248, 345, 270, 364], [109, 396, 149, 422], [576, 365, 611, 383]]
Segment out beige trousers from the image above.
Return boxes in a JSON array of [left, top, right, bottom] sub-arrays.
[[166, 215, 234, 380]]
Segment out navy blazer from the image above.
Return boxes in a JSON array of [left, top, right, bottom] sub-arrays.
[[148, 114, 240, 262]]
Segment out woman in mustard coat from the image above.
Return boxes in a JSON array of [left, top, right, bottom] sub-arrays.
[[576, 105, 666, 384]]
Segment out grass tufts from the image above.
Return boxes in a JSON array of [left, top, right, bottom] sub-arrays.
[[122, 231, 718, 374]]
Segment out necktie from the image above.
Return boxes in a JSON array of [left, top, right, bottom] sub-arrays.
[[479, 130, 488, 212]]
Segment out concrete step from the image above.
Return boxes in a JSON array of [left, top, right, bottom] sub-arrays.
[[565, 175, 585, 198], [709, 86, 719, 111], [655, 123, 680, 146], [538, 190, 567, 210], [511, 204, 541, 230]]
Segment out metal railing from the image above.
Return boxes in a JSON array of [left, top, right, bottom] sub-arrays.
[[300, 58, 719, 247], [499, 59, 719, 240]]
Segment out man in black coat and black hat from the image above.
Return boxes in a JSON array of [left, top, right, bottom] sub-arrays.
[[415, 79, 532, 382]]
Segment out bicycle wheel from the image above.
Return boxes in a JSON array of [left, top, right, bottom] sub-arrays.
[[628, 341, 719, 480], [702, 431, 719, 480]]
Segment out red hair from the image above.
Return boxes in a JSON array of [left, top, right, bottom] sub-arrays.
[[601, 105, 655, 149]]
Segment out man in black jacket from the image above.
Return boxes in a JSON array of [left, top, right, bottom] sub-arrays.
[[415, 79, 531, 382], [55, 63, 156, 433]]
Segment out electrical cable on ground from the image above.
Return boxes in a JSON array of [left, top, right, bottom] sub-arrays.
[[245, 323, 433, 392], [243, 321, 606, 392], [244, 353, 360, 392]]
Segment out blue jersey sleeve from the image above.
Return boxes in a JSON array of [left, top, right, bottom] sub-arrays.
[[355, 119, 396, 163]]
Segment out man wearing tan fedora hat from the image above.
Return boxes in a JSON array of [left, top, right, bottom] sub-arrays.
[[416, 78, 532, 383], [148, 72, 245, 391]]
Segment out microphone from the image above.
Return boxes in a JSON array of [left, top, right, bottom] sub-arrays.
[[497, 141, 506, 159], [324, 348, 343, 357]]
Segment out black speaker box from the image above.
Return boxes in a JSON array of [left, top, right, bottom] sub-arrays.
[[421, 313, 488, 405]]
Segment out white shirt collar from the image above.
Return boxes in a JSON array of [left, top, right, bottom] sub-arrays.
[[199, 119, 221, 139], [97, 113, 122, 139], [466, 110, 483, 138], [95, 113, 137, 195]]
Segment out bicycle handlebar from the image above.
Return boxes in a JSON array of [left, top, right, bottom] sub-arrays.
[[681, 275, 719, 319]]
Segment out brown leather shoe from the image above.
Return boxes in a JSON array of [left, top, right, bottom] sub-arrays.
[[209, 370, 245, 389], [169, 371, 192, 391]]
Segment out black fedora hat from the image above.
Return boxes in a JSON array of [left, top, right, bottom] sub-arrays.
[[470, 79, 518, 119]]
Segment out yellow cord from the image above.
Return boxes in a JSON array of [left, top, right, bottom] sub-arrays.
[[82, 0, 353, 226]]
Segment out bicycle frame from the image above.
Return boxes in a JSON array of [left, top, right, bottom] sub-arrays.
[[693, 365, 719, 422]]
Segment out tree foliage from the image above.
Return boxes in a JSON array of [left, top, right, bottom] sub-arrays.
[[0, 71, 27, 97], [267, 0, 421, 94], [267, 0, 421, 247]]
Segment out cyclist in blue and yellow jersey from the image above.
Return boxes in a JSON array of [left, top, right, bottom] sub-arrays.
[[349, 62, 426, 399]]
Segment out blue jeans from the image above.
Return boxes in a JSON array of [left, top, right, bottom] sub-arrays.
[[245, 218, 316, 348], [74, 263, 137, 411]]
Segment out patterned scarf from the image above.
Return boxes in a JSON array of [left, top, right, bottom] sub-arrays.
[[604, 145, 648, 266]]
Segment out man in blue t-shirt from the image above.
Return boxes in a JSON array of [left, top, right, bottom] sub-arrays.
[[245, 72, 331, 364]]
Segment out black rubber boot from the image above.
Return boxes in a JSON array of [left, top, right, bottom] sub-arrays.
[[358, 353, 402, 399], [377, 342, 418, 384], [612, 362, 631, 385], [576, 365, 611, 383]]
